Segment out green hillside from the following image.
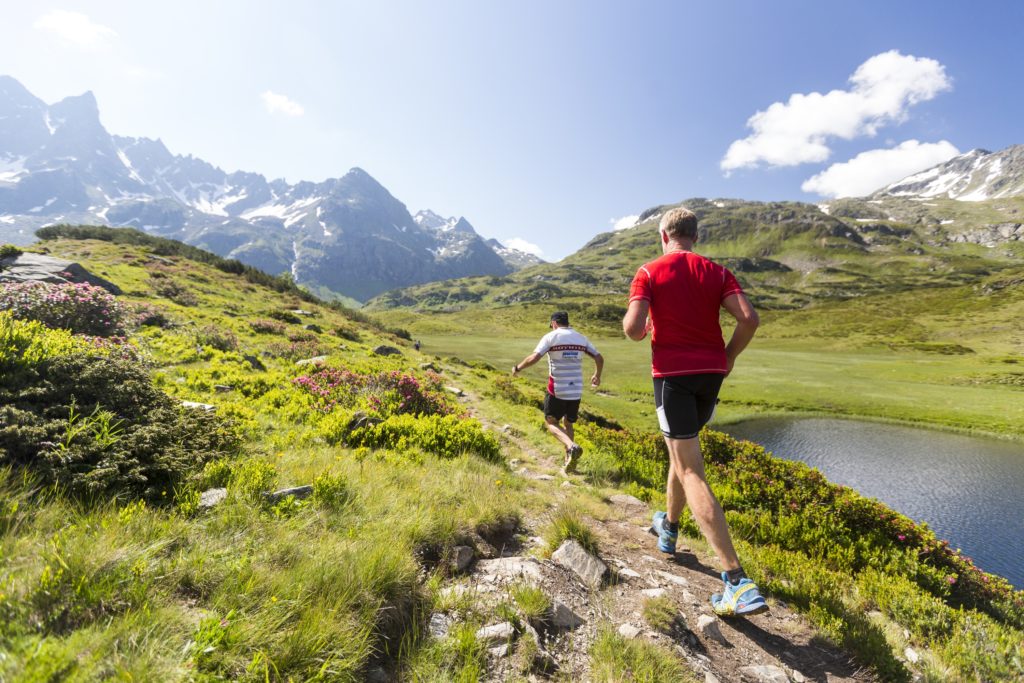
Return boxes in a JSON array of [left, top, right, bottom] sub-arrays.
[[2, 228, 1022, 681], [366, 198, 1024, 437]]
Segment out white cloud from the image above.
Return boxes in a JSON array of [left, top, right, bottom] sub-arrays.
[[261, 90, 305, 117], [504, 237, 544, 257], [721, 50, 951, 172], [610, 215, 639, 231], [801, 139, 960, 198], [34, 10, 117, 49]]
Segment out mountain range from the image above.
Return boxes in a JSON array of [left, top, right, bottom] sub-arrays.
[[0, 76, 540, 302], [368, 145, 1024, 324]]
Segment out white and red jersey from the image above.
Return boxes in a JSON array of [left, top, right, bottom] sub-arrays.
[[533, 327, 599, 400], [629, 251, 743, 377]]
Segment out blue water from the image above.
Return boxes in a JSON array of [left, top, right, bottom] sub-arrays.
[[719, 417, 1024, 589]]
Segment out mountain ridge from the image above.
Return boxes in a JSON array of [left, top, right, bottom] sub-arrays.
[[0, 76, 530, 302]]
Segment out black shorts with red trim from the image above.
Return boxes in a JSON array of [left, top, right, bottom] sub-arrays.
[[653, 373, 724, 439], [544, 393, 581, 423]]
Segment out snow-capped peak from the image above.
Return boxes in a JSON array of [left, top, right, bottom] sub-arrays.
[[876, 145, 1024, 202]]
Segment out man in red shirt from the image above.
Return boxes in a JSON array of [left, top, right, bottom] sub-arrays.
[[622, 207, 767, 617]]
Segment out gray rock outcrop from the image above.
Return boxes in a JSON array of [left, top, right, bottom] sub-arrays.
[[0, 252, 122, 294]]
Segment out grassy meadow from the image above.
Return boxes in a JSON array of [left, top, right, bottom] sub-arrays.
[[2, 228, 1023, 681]]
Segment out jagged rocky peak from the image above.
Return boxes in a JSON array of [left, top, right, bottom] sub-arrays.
[[0, 76, 528, 301], [876, 144, 1024, 201]]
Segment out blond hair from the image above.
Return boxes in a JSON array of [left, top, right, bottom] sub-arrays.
[[659, 207, 698, 241]]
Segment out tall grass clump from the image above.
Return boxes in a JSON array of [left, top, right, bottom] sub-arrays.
[[543, 504, 599, 556]]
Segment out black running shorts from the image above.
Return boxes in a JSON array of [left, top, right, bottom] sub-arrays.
[[653, 373, 724, 439], [544, 393, 581, 423]]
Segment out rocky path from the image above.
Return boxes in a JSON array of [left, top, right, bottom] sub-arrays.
[[444, 388, 875, 682]]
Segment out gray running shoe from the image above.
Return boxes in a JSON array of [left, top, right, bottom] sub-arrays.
[[564, 444, 583, 473]]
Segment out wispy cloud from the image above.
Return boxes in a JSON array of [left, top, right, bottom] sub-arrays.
[[801, 139, 960, 198], [504, 237, 543, 257], [34, 10, 117, 49], [261, 90, 305, 117], [610, 215, 639, 231], [721, 50, 951, 173]]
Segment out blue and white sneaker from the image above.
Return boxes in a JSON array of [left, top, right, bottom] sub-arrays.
[[651, 511, 677, 554], [711, 571, 768, 617]]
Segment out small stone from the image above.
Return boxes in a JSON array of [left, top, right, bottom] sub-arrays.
[[445, 386, 464, 397], [705, 673, 721, 683], [476, 557, 543, 581], [609, 493, 646, 508], [738, 664, 789, 683], [214, 384, 233, 393], [304, 323, 323, 333], [242, 354, 266, 371], [450, 545, 474, 573], [373, 345, 402, 356], [682, 589, 698, 604], [264, 485, 314, 503], [290, 309, 314, 316], [295, 355, 329, 366], [618, 623, 641, 639], [696, 614, 729, 647], [551, 540, 608, 587], [419, 362, 439, 372], [904, 646, 920, 663], [531, 473, 555, 481], [476, 622, 515, 645], [501, 424, 512, 432], [791, 670, 807, 683], [617, 567, 642, 580], [508, 459, 521, 467], [640, 588, 667, 599], [428, 612, 452, 638], [549, 599, 585, 630], [198, 488, 227, 509], [181, 401, 215, 412], [489, 643, 510, 658], [655, 570, 689, 586], [560, 481, 573, 489]]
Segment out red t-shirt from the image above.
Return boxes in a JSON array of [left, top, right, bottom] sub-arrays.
[[628, 251, 743, 377]]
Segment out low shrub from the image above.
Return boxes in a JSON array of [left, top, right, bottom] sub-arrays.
[[344, 414, 501, 462], [0, 280, 127, 336], [249, 319, 285, 335], [312, 471, 350, 508], [264, 339, 330, 361], [193, 325, 239, 352], [152, 280, 198, 306], [293, 366, 456, 418], [0, 312, 240, 502], [0, 243, 23, 260]]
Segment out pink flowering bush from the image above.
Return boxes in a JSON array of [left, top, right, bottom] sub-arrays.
[[0, 280, 127, 337], [293, 366, 455, 418]]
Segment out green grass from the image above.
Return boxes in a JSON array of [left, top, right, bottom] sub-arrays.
[[408, 333, 1024, 438], [542, 505, 600, 556], [640, 595, 681, 635], [4, 230, 1023, 681], [589, 628, 697, 682]]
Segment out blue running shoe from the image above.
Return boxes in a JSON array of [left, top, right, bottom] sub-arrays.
[[711, 571, 768, 617], [651, 511, 677, 554]]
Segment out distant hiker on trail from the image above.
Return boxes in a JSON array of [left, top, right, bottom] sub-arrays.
[[512, 311, 603, 474], [414, 339, 421, 352], [622, 207, 767, 617]]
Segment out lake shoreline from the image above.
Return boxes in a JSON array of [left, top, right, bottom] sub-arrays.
[[716, 402, 1024, 444]]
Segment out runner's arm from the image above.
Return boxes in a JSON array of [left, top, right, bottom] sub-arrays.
[[722, 292, 759, 375], [512, 352, 543, 375], [622, 299, 650, 341], [590, 352, 604, 387]]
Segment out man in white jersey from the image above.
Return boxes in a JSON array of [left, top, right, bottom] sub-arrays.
[[512, 311, 603, 473]]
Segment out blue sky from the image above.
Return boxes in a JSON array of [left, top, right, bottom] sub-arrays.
[[2, 1, 1022, 260]]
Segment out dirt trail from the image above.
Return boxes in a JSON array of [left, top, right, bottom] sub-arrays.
[[447, 388, 875, 682]]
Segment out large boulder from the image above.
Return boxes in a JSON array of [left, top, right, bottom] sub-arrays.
[[0, 252, 122, 294]]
